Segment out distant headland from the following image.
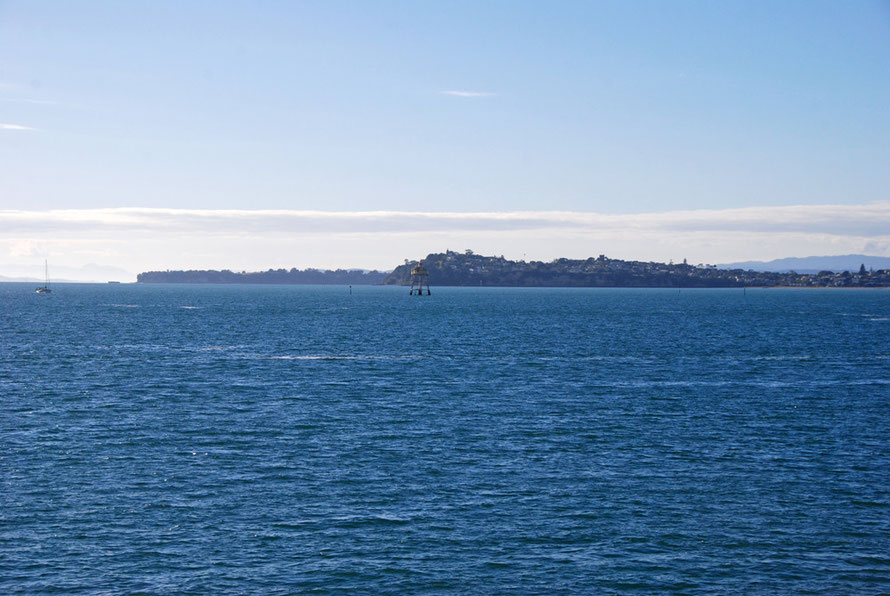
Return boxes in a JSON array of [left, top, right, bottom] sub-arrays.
[[137, 268, 388, 285], [137, 251, 890, 287]]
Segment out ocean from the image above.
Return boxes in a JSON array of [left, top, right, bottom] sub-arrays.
[[2, 284, 889, 593]]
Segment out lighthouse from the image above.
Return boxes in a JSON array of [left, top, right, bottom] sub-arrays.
[[409, 262, 431, 296]]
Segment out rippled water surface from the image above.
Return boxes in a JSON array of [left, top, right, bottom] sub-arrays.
[[2, 284, 889, 593]]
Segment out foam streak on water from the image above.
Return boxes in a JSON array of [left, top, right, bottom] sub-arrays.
[[2, 284, 889, 593]]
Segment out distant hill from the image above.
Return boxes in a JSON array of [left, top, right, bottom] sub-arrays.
[[0, 274, 84, 283], [0, 262, 135, 283], [718, 254, 890, 274]]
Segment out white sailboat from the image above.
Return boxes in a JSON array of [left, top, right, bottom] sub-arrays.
[[35, 260, 51, 293]]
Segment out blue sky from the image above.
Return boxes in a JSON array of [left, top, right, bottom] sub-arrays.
[[1, 1, 889, 278]]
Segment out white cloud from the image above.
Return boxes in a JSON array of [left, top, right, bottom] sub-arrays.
[[0, 123, 34, 130], [441, 90, 496, 97], [1, 203, 888, 281]]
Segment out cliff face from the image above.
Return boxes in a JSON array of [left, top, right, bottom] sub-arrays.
[[383, 262, 416, 285], [382, 251, 890, 288]]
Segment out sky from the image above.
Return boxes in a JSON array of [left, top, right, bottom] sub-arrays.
[[1, 1, 889, 280]]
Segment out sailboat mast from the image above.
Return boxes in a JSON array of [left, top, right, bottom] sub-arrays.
[[44, 259, 49, 289]]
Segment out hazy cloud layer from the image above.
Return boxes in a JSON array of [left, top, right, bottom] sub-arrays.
[[2, 203, 889, 236], [2, 203, 888, 281]]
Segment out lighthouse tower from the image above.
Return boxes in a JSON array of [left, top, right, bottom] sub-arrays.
[[409, 262, 430, 296]]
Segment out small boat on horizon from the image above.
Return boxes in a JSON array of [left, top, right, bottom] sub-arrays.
[[35, 260, 52, 294]]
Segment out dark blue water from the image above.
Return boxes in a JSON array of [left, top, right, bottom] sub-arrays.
[[2, 284, 889, 593]]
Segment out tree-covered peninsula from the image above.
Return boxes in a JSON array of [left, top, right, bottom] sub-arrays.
[[382, 250, 890, 288], [137, 268, 388, 285]]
